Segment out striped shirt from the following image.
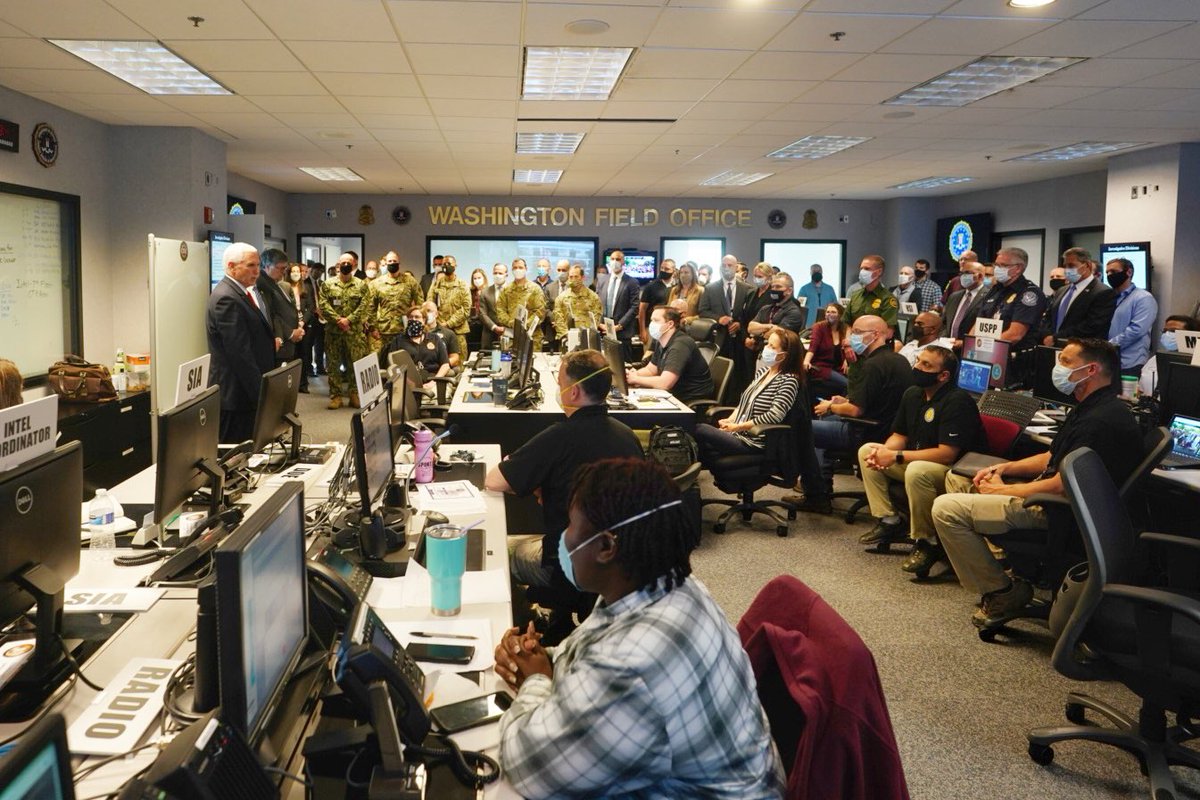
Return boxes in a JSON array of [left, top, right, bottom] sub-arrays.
[[499, 576, 784, 799], [732, 367, 800, 447]]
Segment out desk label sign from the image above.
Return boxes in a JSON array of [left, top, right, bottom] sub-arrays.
[[68, 657, 181, 755], [974, 318, 1003, 340], [0, 395, 57, 472], [64, 588, 166, 614], [900, 302, 918, 316], [354, 353, 383, 406], [174, 353, 211, 407], [1176, 329, 1200, 356]]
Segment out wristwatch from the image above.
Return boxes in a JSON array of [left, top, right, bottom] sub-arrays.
[[895, 451, 905, 464]]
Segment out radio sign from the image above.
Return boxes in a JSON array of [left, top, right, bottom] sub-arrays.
[[0, 119, 18, 153]]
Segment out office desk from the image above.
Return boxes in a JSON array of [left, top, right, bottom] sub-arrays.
[[448, 352, 695, 454]]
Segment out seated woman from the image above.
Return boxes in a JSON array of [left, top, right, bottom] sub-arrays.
[[694, 326, 802, 466], [805, 302, 848, 395], [385, 305, 450, 388], [0, 358, 22, 409]]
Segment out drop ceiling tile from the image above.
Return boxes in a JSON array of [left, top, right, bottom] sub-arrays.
[[0, 21, 28, 36], [243, 0, 399, 42], [602, 100, 693, 117], [1034, 56, 1192, 88], [276, 111, 369, 127], [626, 48, 749, 80], [105, 0, 276, 39], [437, 116, 515, 132], [0, 0, 152, 37], [515, 119, 596, 133], [247, 94, 345, 113], [516, 99, 608, 117], [340, 96, 431, 115], [288, 41, 413, 74], [834, 54, 973, 84], [212, 71, 327, 95], [667, 117, 750, 134], [166, 40, 307, 72], [357, 113, 439, 129], [653, 131, 727, 146], [1107, 23, 1200, 60], [430, 98, 517, 117], [745, 120, 824, 137], [732, 51, 864, 81], [969, 84, 1106, 109], [880, 18, 1058, 56], [157, 95, 262, 113], [316, 73, 422, 97], [798, 81, 912, 105], [1008, 20, 1190, 58], [767, 103, 864, 121], [523, 3, 664, 46], [766, 12, 928, 53], [0, 38, 95, 70], [406, 44, 520, 77], [1079, 0, 1200, 20], [24, 91, 100, 112], [388, 0, 521, 45], [646, 7, 799, 50], [1133, 61, 1200, 88], [195, 111, 295, 130], [57, 91, 172, 112], [610, 78, 719, 102], [420, 75, 519, 100], [940, 0, 1107, 16], [373, 128, 445, 142], [803, 0, 954, 11], [0, 67, 142, 93], [704, 79, 816, 102], [1059, 86, 1197, 110]]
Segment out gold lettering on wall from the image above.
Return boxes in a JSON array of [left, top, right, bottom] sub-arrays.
[[428, 205, 749, 228]]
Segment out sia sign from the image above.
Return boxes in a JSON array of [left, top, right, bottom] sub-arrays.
[[427, 205, 753, 228]]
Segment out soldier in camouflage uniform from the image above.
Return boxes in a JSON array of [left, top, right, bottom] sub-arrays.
[[318, 253, 371, 409], [552, 264, 602, 341], [427, 255, 471, 338], [496, 258, 549, 350], [368, 251, 424, 354]]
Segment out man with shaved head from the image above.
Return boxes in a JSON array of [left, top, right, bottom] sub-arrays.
[[895, 311, 943, 366]]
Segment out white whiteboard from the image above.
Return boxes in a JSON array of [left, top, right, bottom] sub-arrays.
[[148, 236, 209, 414], [0, 189, 75, 377]]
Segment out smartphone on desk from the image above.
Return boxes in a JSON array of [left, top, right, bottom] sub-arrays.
[[431, 691, 512, 734], [406, 641, 475, 665]]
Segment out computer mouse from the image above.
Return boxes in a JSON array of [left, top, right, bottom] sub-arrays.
[[424, 511, 450, 527]]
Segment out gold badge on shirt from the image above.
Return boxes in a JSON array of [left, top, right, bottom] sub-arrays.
[[1006, 293, 1016, 304], [871, 298, 881, 309], [924, 408, 935, 423]]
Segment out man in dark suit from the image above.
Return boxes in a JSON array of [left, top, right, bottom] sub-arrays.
[[479, 261, 507, 349], [421, 255, 443, 298], [207, 242, 276, 444], [699, 254, 753, 359], [303, 263, 326, 376], [942, 261, 987, 343], [1040, 247, 1116, 345], [257, 248, 303, 366], [596, 249, 641, 360]]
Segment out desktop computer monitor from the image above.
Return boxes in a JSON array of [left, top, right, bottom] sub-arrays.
[[1032, 346, 1077, 407], [1154, 351, 1193, 400], [215, 481, 309, 745], [351, 393, 394, 518], [1161, 362, 1200, 424], [0, 714, 74, 800], [155, 386, 223, 528], [962, 335, 1011, 389], [602, 336, 628, 397], [895, 317, 910, 343], [0, 442, 83, 720], [956, 359, 991, 396], [251, 360, 303, 463], [509, 322, 535, 393], [387, 372, 407, 456]]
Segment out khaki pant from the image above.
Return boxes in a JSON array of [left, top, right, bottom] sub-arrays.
[[856, 443, 950, 542], [508, 535, 552, 588], [931, 471, 1047, 596]]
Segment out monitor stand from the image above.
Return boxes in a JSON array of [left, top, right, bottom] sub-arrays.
[[0, 564, 73, 721]]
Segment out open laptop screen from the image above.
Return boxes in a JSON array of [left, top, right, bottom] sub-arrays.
[[957, 359, 991, 395], [1169, 415, 1200, 458]]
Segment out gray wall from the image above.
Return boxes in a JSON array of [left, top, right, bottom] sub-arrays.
[[228, 172, 290, 249]]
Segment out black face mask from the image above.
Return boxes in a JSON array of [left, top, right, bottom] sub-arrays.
[[914, 269, 927, 279], [910, 324, 926, 338], [1106, 270, 1128, 288], [386, 262, 400, 273], [442, 264, 454, 275], [767, 289, 784, 303], [1049, 278, 1067, 292], [339, 263, 354, 275], [659, 271, 673, 281], [911, 367, 940, 388], [811, 272, 822, 282], [406, 320, 424, 338]]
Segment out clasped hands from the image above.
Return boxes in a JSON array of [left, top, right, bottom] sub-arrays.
[[494, 622, 552, 691], [814, 395, 846, 417], [974, 463, 1009, 494], [863, 443, 897, 470]]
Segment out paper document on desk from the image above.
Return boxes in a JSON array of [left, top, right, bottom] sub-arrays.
[[412, 480, 486, 515], [627, 389, 678, 409], [396, 561, 510, 609], [375, 616, 494, 674], [0, 638, 35, 692]]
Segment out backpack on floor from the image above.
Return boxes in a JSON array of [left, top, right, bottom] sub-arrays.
[[648, 425, 699, 477]]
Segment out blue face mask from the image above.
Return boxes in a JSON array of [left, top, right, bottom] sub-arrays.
[[982, 276, 994, 288], [557, 499, 684, 589], [1161, 331, 1179, 351], [1065, 267, 1081, 284], [848, 332, 872, 355], [1051, 362, 1096, 396], [959, 273, 975, 289], [536, 266, 548, 278], [992, 266, 1010, 285], [858, 269, 874, 286]]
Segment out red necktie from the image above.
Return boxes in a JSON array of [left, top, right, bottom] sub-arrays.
[[246, 289, 259, 310]]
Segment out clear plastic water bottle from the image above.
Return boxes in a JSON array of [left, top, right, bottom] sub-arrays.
[[87, 489, 117, 560]]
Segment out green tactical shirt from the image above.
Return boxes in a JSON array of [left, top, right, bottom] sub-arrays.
[[846, 282, 898, 327], [369, 273, 424, 335], [318, 276, 370, 329], [428, 274, 471, 334], [552, 285, 603, 339]]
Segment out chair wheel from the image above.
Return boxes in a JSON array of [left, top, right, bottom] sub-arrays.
[[775, 526, 788, 538], [874, 541, 892, 554], [1154, 789, 1174, 800], [1140, 757, 1150, 777], [713, 523, 726, 534], [787, 510, 796, 520], [1028, 743, 1054, 766], [1065, 702, 1086, 724], [978, 627, 999, 643]]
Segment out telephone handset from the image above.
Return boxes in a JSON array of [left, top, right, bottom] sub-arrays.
[[505, 384, 539, 410], [307, 547, 374, 649]]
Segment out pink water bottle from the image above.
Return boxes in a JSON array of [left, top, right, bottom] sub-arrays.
[[413, 427, 435, 484]]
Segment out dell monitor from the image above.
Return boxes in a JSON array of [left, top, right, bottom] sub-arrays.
[[251, 360, 303, 464], [0, 442, 83, 721], [155, 386, 224, 531], [956, 359, 991, 396], [352, 393, 395, 519], [215, 481, 309, 746], [1032, 346, 1077, 407], [0, 714, 74, 800], [602, 336, 628, 397], [962, 335, 1011, 389]]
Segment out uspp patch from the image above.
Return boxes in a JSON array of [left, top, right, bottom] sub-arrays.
[[1021, 290, 1039, 307], [924, 408, 935, 423]]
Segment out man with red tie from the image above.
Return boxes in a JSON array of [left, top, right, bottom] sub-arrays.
[[206, 242, 276, 443]]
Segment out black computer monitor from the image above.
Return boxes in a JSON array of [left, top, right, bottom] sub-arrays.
[[0, 443, 82, 721], [251, 360, 303, 463], [0, 714, 74, 800], [895, 317, 910, 343], [351, 393, 394, 518], [962, 335, 1011, 389], [509, 323, 535, 392], [387, 372, 407, 457], [602, 336, 628, 397], [1160, 362, 1200, 424], [1032, 345, 1077, 407], [155, 386, 223, 529], [956, 359, 991, 396], [215, 482, 308, 745], [1154, 351, 1192, 399]]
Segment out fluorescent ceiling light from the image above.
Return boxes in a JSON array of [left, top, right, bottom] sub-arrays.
[[767, 135, 871, 160], [1006, 141, 1146, 162], [700, 171, 774, 187], [516, 133, 585, 155], [514, 169, 563, 184], [890, 176, 974, 190], [1009, 0, 1056, 7], [884, 55, 1084, 107], [299, 167, 363, 181], [522, 47, 634, 101], [47, 39, 229, 95]]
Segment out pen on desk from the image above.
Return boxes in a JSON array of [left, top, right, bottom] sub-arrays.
[[411, 631, 477, 640]]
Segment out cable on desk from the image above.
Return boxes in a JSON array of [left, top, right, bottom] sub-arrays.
[[57, 634, 104, 692], [264, 765, 313, 788], [407, 734, 501, 789], [72, 740, 161, 782], [161, 654, 203, 729], [345, 746, 370, 789]]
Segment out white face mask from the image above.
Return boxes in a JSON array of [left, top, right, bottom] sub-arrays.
[[473, 277, 485, 287], [512, 268, 527, 281], [899, 273, 913, 286], [993, 266, 1011, 284], [426, 313, 436, 325], [609, 261, 623, 274], [761, 346, 780, 365], [493, 273, 506, 286], [648, 320, 665, 340], [365, 269, 377, 279]]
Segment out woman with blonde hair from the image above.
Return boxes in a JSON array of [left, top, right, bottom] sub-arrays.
[[0, 359, 22, 409], [667, 262, 702, 323]]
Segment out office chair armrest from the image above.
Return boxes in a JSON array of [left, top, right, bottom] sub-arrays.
[[688, 399, 720, 413], [1139, 531, 1200, 553], [702, 405, 737, 422], [747, 423, 791, 437], [1102, 584, 1200, 628], [421, 405, 450, 417], [1022, 493, 1070, 510], [840, 415, 881, 428]]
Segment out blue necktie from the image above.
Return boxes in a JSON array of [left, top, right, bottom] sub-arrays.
[[1055, 284, 1076, 331]]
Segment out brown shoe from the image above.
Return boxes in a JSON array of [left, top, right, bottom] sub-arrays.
[[782, 492, 832, 515], [349, 392, 360, 408], [972, 578, 1034, 627], [327, 396, 343, 409]]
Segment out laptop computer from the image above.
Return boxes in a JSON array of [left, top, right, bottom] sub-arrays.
[[1160, 414, 1200, 470], [957, 359, 991, 397]]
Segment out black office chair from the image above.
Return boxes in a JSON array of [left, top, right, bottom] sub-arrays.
[[1026, 447, 1200, 800], [976, 389, 1041, 430], [689, 355, 734, 416], [387, 349, 455, 416], [702, 400, 807, 537], [685, 318, 720, 365], [976, 426, 1171, 642], [822, 416, 887, 527]]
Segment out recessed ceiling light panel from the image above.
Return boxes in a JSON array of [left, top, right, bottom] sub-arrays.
[[884, 55, 1084, 108], [1006, 141, 1146, 161], [767, 135, 871, 160], [516, 132, 585, 155], [514, 169, 563, 184], [890, 176, 974, 190], [522, 46, 633, 101], [299, 167, 364, 181], [1008, 0, 1056, 7], [700, 171, 774, 187], [48, 39, 230, 95]]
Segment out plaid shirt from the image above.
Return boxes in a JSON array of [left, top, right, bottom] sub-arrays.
[[912, 277, 943, 312], [499, 576, 784, 799]]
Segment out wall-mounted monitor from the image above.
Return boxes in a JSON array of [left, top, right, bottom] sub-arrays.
[[1100, 241, 1152, 291], [935, 213, 994, 275], [208, 230, 233, 291], [607, 248, 656, 281]]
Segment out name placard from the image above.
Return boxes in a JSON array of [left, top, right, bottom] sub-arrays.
[[1175, 329, 1200, 356], [0, 395, 57, 472], [354, 353, 383, 406], [900, 302, 918, 316], [973, 318, 1003, 340], [64, 588, 166, 614], [68, 658, 182, 755], [174, 353, 211, 407]]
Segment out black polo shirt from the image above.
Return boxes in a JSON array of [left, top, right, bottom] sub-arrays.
[[847, 345, 914, 439], [497, 404, 643, 564], [640, 279, 672, 328], [389, 334, 446, 374], [891, 382, 982, 453], [650, 331, 714, 402], [1045, 387, 1142, 484], [754, 297, 805, 333]]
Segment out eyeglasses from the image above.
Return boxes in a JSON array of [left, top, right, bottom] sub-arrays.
[[993, 261, 1021, 268]]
